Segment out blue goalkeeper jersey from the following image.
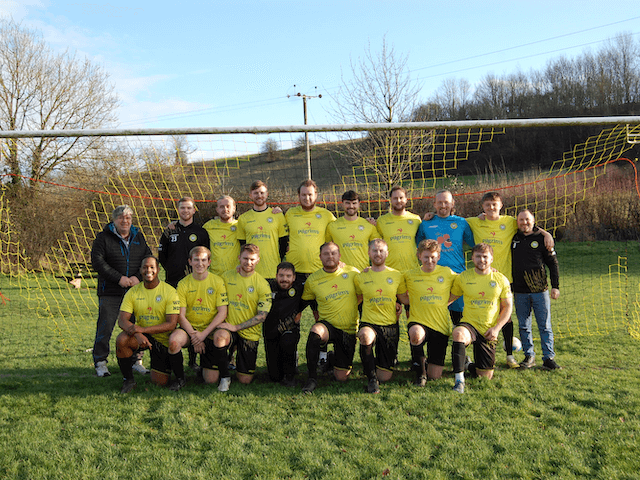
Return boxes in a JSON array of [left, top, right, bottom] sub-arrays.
[[415, 215, 475, 313]]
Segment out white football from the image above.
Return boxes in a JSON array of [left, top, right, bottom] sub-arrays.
[[504, 337, 522, 352]]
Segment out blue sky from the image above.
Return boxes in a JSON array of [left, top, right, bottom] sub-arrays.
[[3, 1, 640, 130]]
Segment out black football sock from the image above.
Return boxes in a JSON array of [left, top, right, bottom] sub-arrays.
[[214, 345, 230, 378], [306, 332, 322, 380], [117, 356, 135, 381], [452, 341, 466, 374], [502, 321, 514, 354], [169, 350, 185, 380], [359, 343, 377, 380], [410, 343, 425, 374]]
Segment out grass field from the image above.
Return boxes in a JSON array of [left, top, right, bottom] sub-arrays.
[[1, 242, 640, 479]]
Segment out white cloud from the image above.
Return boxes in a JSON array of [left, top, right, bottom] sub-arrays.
[[0, 0, 43, 21]]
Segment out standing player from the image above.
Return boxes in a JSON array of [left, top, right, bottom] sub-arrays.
[[91, 205, 152, 378], [217, 244, 273, 385], [158, 196, 210, 372], [203, 195, 240, 276], [415, 189, 474, 324], [326, 190, 380, 271], [398, 239, 458, 385], [158, 197, 210, 287], [466, 192, 553, 368], [354, 239, 406, 393], [167, 247, 229, 391], [115, 256, 180, 393], [449, 243, 513, 393], [376, 186, 422, 274], [237, 181, 288, 278], [285, 179, 336, 276], [512, 210, 561, 370], [263, 261, 312, 386], [301, 242, 360, 394]]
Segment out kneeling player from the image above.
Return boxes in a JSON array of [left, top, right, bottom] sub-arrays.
[[115, 256, 180, 393], [167, 247, 229, 391], [398, 239, 457, 385], [301, 242, 360, 394], [217, 244, 273, 385], [264, 262, 311, 386], [354, 239, 406, 393], [448, 243, 513, 393]]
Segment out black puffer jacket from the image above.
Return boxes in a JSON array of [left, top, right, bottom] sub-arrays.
[[91, 223, 152, 297]]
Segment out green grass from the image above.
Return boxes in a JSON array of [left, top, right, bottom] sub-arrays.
[[1, 242, 640, 479]]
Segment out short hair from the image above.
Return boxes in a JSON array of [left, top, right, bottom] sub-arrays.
[[518, 208, 533, 217], [368, 238, 388, 250], [389, 185, 406, 198], [189, 246, 211, 260], [297, 179, 318, 194], [112, 205, 133, 220], [178, 196, 195, 206], [240, 243, 260, 256], [472, 243, 493, 255], [217, 195, 235, 205], [250, 180, 267, 191], [319, 241, 339, 254], [341, 190, 359, 202], [417, 239, 441, 256], [481, 192, 502, 203], [141, 255, 159, 268], [276, 261, 296, 275]]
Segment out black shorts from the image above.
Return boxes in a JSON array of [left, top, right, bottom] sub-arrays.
[[457, 322, 496, 371], [318, 320, 356, 371], [229, 331, 259, 375], [449, 310, 463, 325], [407, 322, 449, 367], [359, 322, 399, 371], [140, 333, 171, 375]]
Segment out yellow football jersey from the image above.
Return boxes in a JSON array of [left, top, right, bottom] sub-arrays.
[[285, 206, 336, 274], [202, 218, 240, 276], [237, 208, 288, 278], [177, 273, 228, 335], [222, 270, 272, 342], [120, 281, 180, 347], [467, 215, 517, 282], [355, 266, 406, 327], [451, 269, 512, 334], [326, 216, 380, 271], [376, 211, 421, 272], [403, 265, 457, 335], [302, 265, 359, 334]]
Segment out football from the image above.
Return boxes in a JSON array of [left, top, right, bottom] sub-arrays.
[[504, 336, 523, 352]]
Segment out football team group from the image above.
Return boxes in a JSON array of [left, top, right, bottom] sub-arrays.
[[91, 179, 561, 395]]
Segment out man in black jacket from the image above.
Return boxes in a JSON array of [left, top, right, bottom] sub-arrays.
[[511, 210, 561, 370], [91, 205, 152, 377]]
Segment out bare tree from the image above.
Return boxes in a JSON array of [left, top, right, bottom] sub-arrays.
[[329, 37, 432, 193], [0, 19, 118, 192], [261, 137, 280, 163]]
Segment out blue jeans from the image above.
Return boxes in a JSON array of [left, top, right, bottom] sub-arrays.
[[514, 291, 555, 360]]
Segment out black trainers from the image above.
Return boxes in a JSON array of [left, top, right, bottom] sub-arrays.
[[120, 378, 136, 394], [543, 358, 561, 370], [367, 377, 380, 394], [168, 378, 186, 391], [302, 378, 318, 394], [520, 356, 536, 369], [414, 375, 427, 387]]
